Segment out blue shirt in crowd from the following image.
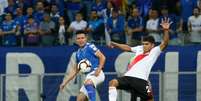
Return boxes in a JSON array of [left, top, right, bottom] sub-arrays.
[[0, 20, 16, 32], [127, 16, 144, 40], [107, 15, 125, 34], [88, 19, 104, 31]]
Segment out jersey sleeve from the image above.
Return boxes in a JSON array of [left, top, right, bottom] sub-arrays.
[[149, 46, 162, 58], [88, 44, 99, 55]]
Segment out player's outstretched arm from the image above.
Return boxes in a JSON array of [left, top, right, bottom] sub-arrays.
[[160, 18, 172, 51], [95, 50, 106, 76], [110, 41, 132, 52], [60, 65, 79, 91]]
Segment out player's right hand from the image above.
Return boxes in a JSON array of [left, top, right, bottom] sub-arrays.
[[108, 42, 115, 48]]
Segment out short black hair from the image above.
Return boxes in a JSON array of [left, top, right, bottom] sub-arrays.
[[75, 30, 87, 35], [143, 36, 155, 44]]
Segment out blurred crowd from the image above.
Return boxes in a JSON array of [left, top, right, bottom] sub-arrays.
[[0, 0, 201, 47]]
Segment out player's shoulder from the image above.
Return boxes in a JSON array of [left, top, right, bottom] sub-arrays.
[[150, 46, 161, 53], [86, 43, 98, 51], [86, 43, 95, 47]]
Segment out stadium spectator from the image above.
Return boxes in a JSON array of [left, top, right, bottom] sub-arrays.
[[34, 1, 45, 22], [126, 1, 137, 20], [55, 16, 69, 45], [60, 30, 105, 101], [106, 9, 126, 43], [3, 0, 17, 14], [39, 13, 56, 46], [24, 7, 39, 24], [50, 4, 60, 24], [91, 0, 105, 19], [34, 0, 52, 13], [0, 13, 17, 46], [135, 0, 152, 17], [65, 0, 82, 22], [14, 8, 25, 33], [108, 18, 171, 101], [52, 0, 65, 16], [14, 7, 26, 45], [103, 1, 115, 23], [16, 0, 28, 11], [126, 7, 144, 46], [67, 12, 87, 44], [188, 7, 201, 44], [146, 9, 161, 44], [24, 16, 40, 46], [86, 10, 105, 44]]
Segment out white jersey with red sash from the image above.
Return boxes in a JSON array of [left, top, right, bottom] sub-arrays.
[[124, 45, 161, 80]]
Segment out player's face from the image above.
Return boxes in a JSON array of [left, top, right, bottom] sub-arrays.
[[142, 41, 154, 53], [76, 33, 87, 47]]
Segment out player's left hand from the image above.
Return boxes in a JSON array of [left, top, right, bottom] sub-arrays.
[[160, 17, 173, 30], [95, 68, 102, 76]]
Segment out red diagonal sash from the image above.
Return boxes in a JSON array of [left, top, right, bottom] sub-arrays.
[[128, 53, 148, 70]]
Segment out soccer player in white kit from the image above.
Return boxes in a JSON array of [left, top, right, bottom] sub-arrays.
[[108, 18, 171, 101]]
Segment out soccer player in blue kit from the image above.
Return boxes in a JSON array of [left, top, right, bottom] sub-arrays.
[[60, 30, 106, 101]]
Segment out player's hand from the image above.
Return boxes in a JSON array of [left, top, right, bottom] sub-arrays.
[[109, 41, 118, 48], [59, 83, 66, 92], [108, 42, 115, 48], [160, 17, 172, 30], [95, 68, 102, 77]]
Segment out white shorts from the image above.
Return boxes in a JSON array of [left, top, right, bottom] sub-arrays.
[[80, 70, 105, 96]]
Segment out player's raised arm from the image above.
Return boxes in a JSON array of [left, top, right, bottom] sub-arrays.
[[110, 42, 132, 52], [159, 18, 172, 51], [59, 64, 79, 91]]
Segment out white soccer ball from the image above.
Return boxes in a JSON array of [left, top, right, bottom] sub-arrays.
[[78, 59, 92, 73]]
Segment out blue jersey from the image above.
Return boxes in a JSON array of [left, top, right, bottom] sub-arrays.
[[0, 20, 16, 32], [76, 43, 99, 71]]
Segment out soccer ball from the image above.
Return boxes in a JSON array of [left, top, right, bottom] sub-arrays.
[[78, 59, 92, 73]]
